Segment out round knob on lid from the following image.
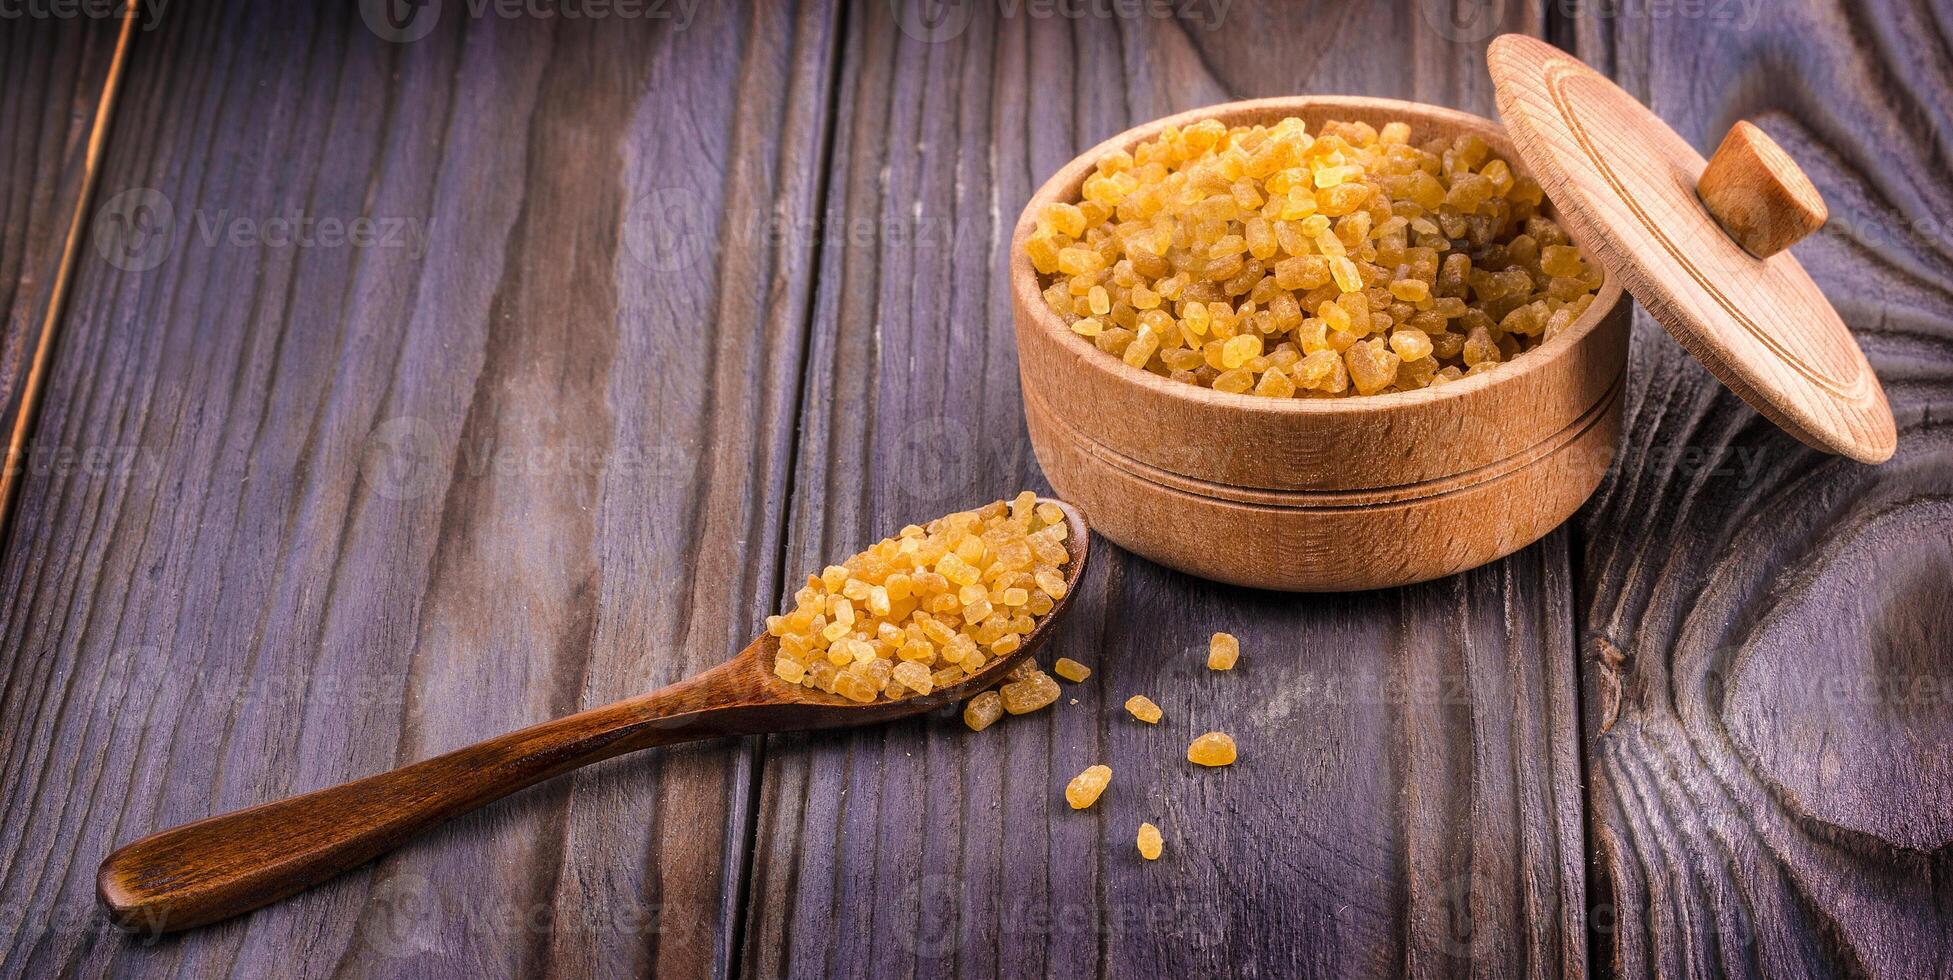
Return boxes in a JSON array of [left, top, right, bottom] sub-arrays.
[[1695, 121, 1828, 259]]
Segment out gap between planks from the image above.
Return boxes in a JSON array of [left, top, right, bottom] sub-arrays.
[[724, 2, 857, 978]]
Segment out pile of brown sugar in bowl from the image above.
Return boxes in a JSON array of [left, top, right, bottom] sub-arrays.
[[1025, 116, 1605, 396], [767, 493, 1072, 704]]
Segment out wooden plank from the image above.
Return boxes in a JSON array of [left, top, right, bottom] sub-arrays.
[[0, 1, 839, 976], [739, 3, 1589, 977], [1573, 3, 1953, 976], [0, 8, 135, 536]]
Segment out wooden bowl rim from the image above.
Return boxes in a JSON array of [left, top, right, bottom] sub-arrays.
[[1010, 94, 1627, 417]]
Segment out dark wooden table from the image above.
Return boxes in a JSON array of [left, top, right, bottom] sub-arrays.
[[1, 1, 1947, 976]]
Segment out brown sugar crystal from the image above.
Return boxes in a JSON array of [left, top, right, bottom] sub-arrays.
[[769, 493, 1071, 704], [1188, 731, 1238, 767], [1028, 117, 1603, 397]]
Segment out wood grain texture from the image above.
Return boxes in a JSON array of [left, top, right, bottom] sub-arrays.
[[0, 0, 840, 976], [739, 2, 1587, 976], [0, 9, 133, 532], [1490, 32, 1896, 465], [1696, 121, 1829, 260], [5, 0, 1936, 975], [1572, 1, 1953, 976], [96, 501, 1089, 935]]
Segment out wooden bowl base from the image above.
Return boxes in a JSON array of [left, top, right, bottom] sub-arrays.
[[1025, 374, 1625, 592]]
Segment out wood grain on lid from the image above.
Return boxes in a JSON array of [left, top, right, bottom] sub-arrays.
[[1488, 33, 1896, 463]]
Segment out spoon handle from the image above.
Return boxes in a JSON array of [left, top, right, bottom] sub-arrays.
[[98, 661, 774, 934]]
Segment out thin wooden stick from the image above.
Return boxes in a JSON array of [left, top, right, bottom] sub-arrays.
[[0, 0, 140, 541]]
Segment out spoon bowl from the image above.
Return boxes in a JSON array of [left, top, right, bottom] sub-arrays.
[[734, 496, 1092, 718], [98, 498, 1091, 934]]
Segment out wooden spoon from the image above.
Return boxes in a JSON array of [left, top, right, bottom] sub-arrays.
[[98, 499, 1091, 934]]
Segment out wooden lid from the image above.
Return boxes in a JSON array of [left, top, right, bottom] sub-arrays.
[[1488, 34, 1895, 463]]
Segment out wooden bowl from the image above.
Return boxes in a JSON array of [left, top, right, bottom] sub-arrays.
[[1011, 96, 1630, 592]]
